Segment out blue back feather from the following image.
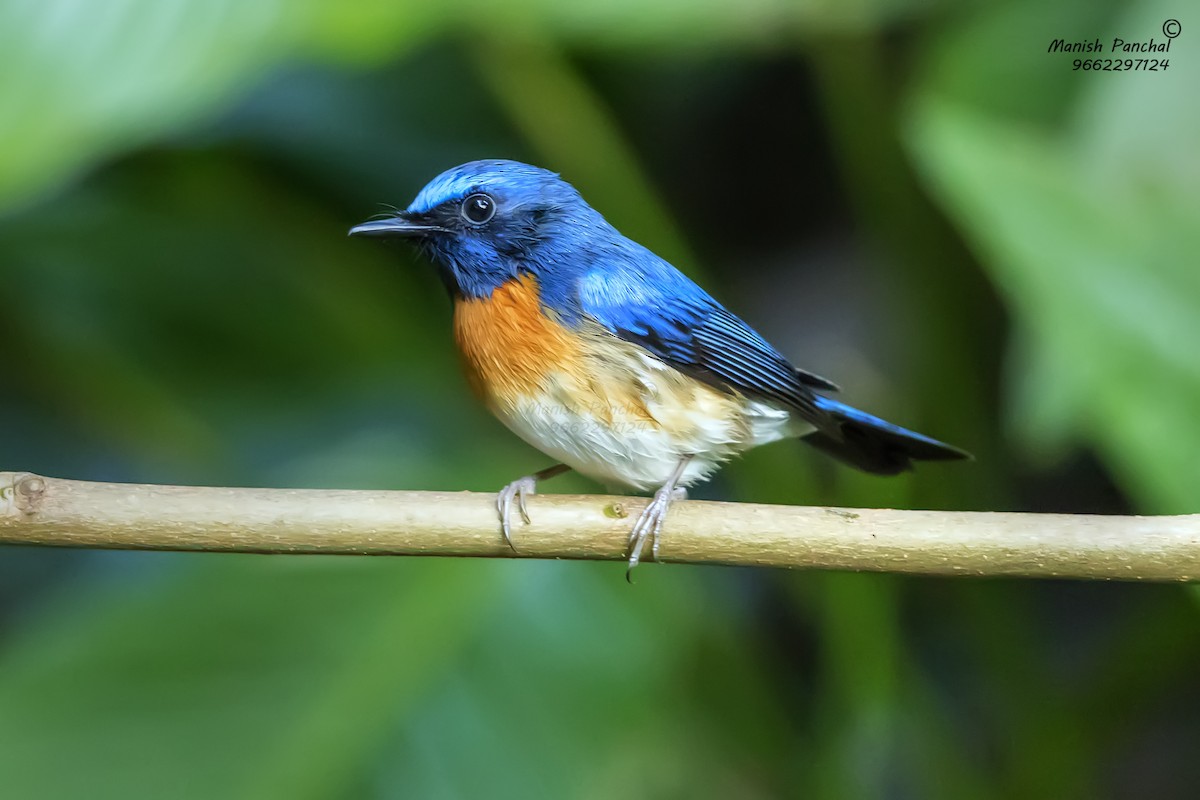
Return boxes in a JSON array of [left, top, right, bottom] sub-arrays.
[[572, 242, 836, 413]]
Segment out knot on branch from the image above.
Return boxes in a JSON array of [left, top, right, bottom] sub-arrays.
[[1, 473, 47, 517]]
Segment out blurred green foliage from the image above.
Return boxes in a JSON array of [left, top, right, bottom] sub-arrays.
[[1, 0, 1197, 798]]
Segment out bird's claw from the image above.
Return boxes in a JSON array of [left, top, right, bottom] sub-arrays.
[[497, 475, 538, 550], [625, 486, 687, 582]]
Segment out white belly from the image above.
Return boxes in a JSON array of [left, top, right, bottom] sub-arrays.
[[493, 352, 810, 492]]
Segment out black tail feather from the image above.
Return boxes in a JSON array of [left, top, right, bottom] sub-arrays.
[[803, 397, 970, 476]]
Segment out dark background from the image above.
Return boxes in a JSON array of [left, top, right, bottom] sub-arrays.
[[0, 0, 1197, 797]]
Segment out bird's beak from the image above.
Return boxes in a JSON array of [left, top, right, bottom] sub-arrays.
[[348, 214, 446, 238]]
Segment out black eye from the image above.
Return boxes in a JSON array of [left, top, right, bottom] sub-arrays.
[[461, 193, 496, 225]]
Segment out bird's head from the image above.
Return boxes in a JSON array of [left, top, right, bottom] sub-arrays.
[[350, 159, 606, 299]]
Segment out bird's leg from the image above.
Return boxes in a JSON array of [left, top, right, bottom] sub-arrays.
[[626, 455, 693, 581], [497, 463, 571, 550], [651, 489, 687, 562]]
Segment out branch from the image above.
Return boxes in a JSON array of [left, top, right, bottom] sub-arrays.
[[1, 472, 1197, 581]]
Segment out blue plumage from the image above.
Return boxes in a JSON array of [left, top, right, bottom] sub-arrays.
[[576, 255, 837, 413], [396, 160, 843, 414], [350, 159, 969, 572]]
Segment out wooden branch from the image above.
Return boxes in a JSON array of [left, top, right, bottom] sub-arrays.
[[1, 472, 1197, 581]]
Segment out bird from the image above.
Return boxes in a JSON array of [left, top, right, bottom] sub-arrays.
[[350, 159, 969, 577]]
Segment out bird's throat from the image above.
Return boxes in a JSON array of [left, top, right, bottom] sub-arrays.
[[452, 275, 580, 408]]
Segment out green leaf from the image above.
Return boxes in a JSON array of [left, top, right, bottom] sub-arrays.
[[0, 0, 435, 213], [906, 0, 1200, 513]]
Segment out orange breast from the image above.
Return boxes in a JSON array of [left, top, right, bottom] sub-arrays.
[[453, 275, 582, 408]]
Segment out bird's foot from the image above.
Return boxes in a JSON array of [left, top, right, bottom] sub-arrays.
[[497, 476, 536, 551], [496, 464, 570, 551], [626, 486, 688, 581]]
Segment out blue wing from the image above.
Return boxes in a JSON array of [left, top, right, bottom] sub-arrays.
[[574, 245, 836, 417], [566, 241, 970, 474]]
